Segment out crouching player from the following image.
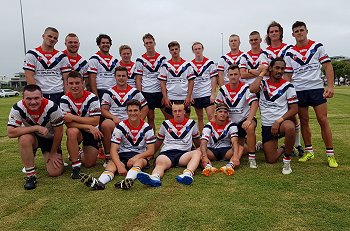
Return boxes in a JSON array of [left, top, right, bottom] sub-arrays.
[[81, 99, 155, 190], [60, 71, 103, 179], [137, 103, 201, 186], [7, 85, 64, 190], [201, 103, 239, 176], [249, 57, 298, 174]]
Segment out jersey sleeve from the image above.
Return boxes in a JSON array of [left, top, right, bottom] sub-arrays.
[[50, 105, 64, 127], [145, 126, 156, 144], [217, 57, 225, 72], [7, 106, 23, 127], [192, 122, 200, 139], [136, 91, 148, 108], [134, 59, 144, 75], [157, 123, 166, 140], [284, 54, 294, 74], [187, 64, 195, 80], [158, 64, 167, 81], [101, 91, 112, 106], [229, 124, 238, 137], [209, 62, 218, 78], [201, 124, 212, 141], [60, 56, 72, 73], [286, 84, 298, 105], [23, 52, 36, 72], [317, 44, 331, 64], [215, 87, 225, 104], [88, 96, 101, 117], [238, 55, 247, 69], [87, 58, 98, 74], [82, 62, 89, 78], [246, 88, 258, 105], [111, 126, 123, 144], [59, 96, 71, 113]]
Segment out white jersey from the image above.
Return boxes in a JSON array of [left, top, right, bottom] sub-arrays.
[[217, 51, 244, 84], [101, 85, 147, 121], [258, 78, 298, 126], [8, 98, 64, 139], [216, 82, 257, 124], [239, 50, 269, 85], [190, 57, 217, 98], [111, 120, 155, 154], [284, 40, 330, 91], [265, 43, 293, 62], [87, 52, 119, 90], [135, 52, 167, 93], [119, 61, 137, 88], [60, 90, 101, 117], [23, 46, 71, 94], [63, 50, 89, 78], [157, 118, 200, 152], [159, 59, 195, 100], [201, 121, 238, 149]]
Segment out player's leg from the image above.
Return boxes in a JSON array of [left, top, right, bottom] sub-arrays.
[[194, 107, 204, 133], [100, 119, 115, 161], [81, 131, 99, 168], [176, 149, 201, 185], [204, 104, 215, 122], [66, 127, 84, 179], [245, 119, 257, 168], [298, 106, 315, 162], [19, 134, 37, 190], [147, 109, 156, 131], [116, 158, 148, 189]]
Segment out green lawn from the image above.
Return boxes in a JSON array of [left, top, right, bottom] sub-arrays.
[[0, 88, 349, 231]]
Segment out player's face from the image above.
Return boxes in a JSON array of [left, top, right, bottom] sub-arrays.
[[120, 49, 132, 62], [23, 90, 43, 111], [192, 44, 203, 57], [215, 109, 228, 122], [228, 68, 240, 84], [115, 70, 128, 86], [269, 61, 286, 80], [127, 105, 141, 122], [169, 46, 180, 59], [144, 38, 156, 52], [67, 77, 84, 95], [98, 38, 111, 53], [229, 36, 240, 50], [268, 26, 282, 42], [172, 105, 185, 122], [65, 36, 80, 54], [249, 34, 261, 49], [292, 26, 308, 43], [42, 30, 58, 48]]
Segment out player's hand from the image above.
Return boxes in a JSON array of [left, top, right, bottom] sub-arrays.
[[210, 94, 216, 104], [231, 158, 240, 167], [184, 97, 192, 107], [201, 156, 211, 168], [36, 126, 49, 136], [164, 96, 171, 108], [323, 86, 334, 98], [88, 126, 103, 140], [112, 117, 121, 125], [126, 156, 140, 168], [271, 121, 281, 136], [258, 65, 268, 76], [242, 120, 252, 130], [47, 153, 63, 169], [117, 165, 127, 176], [63, 112, 74, 123]]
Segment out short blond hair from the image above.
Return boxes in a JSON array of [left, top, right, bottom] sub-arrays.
[[172, 103, 184, 111], [119, 45, 132, 54]]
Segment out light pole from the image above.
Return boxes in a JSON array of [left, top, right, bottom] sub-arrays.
[[221, 32, 224, 56], [19, 0, 27, 55]]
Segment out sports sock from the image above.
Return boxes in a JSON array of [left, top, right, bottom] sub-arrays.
[[125, 166, 141, 180], [105, 153, 111, 159], [25, 166, 36, 177], [98, 170, 114, 184], [294, 124, 301, 147], [305, 145, 313, 154], [183, 168, 194, 177], [248, 152, 256, 160], [283, 153, 291, 162], [72, 160, 81, 169], [326, 148, 334, 157]]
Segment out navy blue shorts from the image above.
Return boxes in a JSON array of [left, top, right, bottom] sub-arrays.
[[80, 130, 99, 149], [142, 92, 163, 110], [208, 147, 231, 161], [235, 117, 257, 138], [43, 92, 64, 105], [119, 151, 148, 167], [159, 149, 187, 167], [261, 126, 284, 144], [164, 100, 191, 115], [296, 88, 327, 107], [34, 134, 54, 154], [192, 96, 213, 109]]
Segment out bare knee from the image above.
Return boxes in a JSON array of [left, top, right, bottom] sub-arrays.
[[66, 128, 80, 138], [18, 134, 35, 147]]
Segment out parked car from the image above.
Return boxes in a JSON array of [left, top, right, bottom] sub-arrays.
[[0, 89, 20, 97], [0, 90, 5, 98]]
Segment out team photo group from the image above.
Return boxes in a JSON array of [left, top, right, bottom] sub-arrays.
[[7, 20, 338, 191]]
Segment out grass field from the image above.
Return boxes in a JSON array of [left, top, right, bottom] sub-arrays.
[[0, 87, 349, 231]]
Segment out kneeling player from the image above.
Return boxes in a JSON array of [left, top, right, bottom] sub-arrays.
[[250, 57, 298, 174], [200, 103, 239, 176], [7, 85, 64, 190], [81, 100, 155, 190], [60, 71, 103, 179], [137, 103, 201, 186]]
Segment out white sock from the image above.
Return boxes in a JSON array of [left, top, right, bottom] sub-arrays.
[[294, 124, 301, 147], [98, 170, 114, 184], [125, 166, 141, 180]]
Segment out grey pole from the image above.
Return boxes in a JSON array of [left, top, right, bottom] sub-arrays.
[[19, 0, 27, 55]]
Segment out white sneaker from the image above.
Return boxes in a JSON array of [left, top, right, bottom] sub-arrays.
[[255, 141, 263, 151], [282, 160, 292, 175], [137, 172, 161, 187], [249, 159, 258, 168], [176, 173, 193, 185]]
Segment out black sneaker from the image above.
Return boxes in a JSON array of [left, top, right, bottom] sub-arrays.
[[71, 167, 81, 179], [80, 173, 105, 190], [115, 178, 135, 190], [296, 145, 305, 157], [24, 175, 37, 190]]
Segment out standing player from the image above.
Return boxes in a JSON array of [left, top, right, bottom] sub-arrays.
[[239, 31, 269, 85], [217, 34, 244, 86], [190, 42, 217, 133], [265, 21, 304, 157], [284, 21, 338, 168], [137, 103, 202, 187], [23, 27, 71, 104], [135, 33, 167, 131], [159, 41, 195, 119], [7, 85, 64, 190], [216, 64, 259, 168], [250, 58, 298, 174], [118, 45, 137, 88], [80, 100, 156, 190], [100, 66, 148, 164], [88, 34, 118, 99], [60, 71, 103, 179], [200, 103, 239, 176]]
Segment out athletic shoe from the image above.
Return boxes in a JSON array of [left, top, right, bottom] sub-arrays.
[[80, 173, 105, 190], [22, 167, 26, 173], [296, 145, 304, 157], [71, 167, 81, 179], [63, 162, 69, 167], [298, 152, 315, 162], [97, 146, 106, 159], [282, 160, 292, 175], [220, 164, 235, 176], [327, 156, 339, 168], [78, 147, 84, 158], [202, 165, 218, 176], [137, 172, 161, 187], [24, 175, 37, 190], [115, 178, 135, 189], [249, 159, 258, 169], [176, 173, 193, 185], [255, 141, 263, 151]]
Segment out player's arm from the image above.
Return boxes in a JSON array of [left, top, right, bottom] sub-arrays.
[[271, 103, 298, 136], [101, 105, 121, 124], [89, 73, 98, 97], [110, 142, 127, 176], [7, 125, 42, 138], [46, 125, 64, 169], [155, 138, 164, 153], [24, 70, 36, 85], [249, 67, 267, 93], [62, 72, 69, 93], [217, 70, 224, 87], [210, 75, 217, 103], [322, 61, 335, 98], [185, 79, 194, 107], [135, 74, 142, 91], [200, 139, 211, 167], [64, 113, 100, 126], [135, 143, 155, 160], [240, 68, 260, 80], [160, 80, 170, 108], [141, 105, 149, 120]]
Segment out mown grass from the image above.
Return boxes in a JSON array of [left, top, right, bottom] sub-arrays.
[[0, 87, 349, 231]]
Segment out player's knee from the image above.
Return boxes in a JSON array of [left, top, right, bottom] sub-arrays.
[[18, 134, 34, 147], [316, 115, 329, 126], [66, 128, 80, 138]]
